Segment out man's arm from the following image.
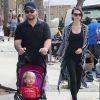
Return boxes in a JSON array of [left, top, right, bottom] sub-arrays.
[[43, 39, 51, 50], [39, 39, 51, 55], [39, 22, 51, 55], [14, 40, 22, 52], [14, 40, 26, 55]]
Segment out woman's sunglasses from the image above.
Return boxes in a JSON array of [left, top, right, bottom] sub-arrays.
[[73, 13, 82, 17], [25, 9, 35, 14]]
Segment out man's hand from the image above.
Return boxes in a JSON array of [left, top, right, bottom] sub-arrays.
[[39, 47, 48, 55], [18, 47, 26, 55], [75, 48, 82, 54]]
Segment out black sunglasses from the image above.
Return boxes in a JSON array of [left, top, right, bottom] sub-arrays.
[[73, 13, 82, 17], [25, 9, 35, 14]]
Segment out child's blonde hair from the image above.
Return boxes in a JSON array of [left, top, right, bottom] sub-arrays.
[[23, 71, 36, 81]]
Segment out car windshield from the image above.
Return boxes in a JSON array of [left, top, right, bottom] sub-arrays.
[[82, 5, 100, 24], [83, 9, 100, 19]]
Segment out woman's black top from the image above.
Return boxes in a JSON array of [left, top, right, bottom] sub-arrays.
[[65, 29, 83, 62]]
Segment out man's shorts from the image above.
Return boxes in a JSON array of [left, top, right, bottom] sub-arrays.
[[10, 27, 16, 33]]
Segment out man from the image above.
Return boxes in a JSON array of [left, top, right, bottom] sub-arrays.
[[14, 2, 51, 98], [88, 19, 100, 46], [14, 1, 51, 62], [88, 19, 100, 77]]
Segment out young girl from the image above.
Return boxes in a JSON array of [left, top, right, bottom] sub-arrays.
[[20, 71, 40, 99]]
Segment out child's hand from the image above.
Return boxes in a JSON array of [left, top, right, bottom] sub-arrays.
[[37, 94, 40, 97]]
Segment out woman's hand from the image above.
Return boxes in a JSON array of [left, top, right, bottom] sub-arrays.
[[75, 48, 82, 54]]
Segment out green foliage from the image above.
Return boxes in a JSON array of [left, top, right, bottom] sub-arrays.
[[16, 0, 25, 4]]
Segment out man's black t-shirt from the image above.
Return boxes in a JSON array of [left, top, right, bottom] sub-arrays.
[[15, 19, 51, 51], [14, 19, 51, 65]]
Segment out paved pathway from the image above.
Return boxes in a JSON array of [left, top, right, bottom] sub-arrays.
[[0, 37, 99, 100]]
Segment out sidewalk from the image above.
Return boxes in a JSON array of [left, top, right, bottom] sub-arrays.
[[0, 37, 99, 100], [0, 37, 17, 90], [0, 36, 16, 52], [0, 60, 98, 100], [0, 92, 99, 100]]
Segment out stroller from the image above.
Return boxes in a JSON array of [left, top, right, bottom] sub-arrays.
[[14, 50, 47, 100]]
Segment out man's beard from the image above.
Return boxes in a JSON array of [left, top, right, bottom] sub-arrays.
[[27, 15, 36, 21]]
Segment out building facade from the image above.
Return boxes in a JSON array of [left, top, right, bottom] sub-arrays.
[[44, 1, 71, 20], [50, 5, 71, 20]]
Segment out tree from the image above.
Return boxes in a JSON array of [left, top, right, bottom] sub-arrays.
[[3, 0, 9, 36], [17, 0, 25, 4], [76, 0, 85, 8], [4, 0, 9, 25], [16, 0, 26, 15], [34, 0, 44, 19]]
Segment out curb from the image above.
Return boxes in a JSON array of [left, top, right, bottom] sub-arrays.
[[0, 84, 16, 93]]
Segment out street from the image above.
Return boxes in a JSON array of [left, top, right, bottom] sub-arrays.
[[0, 37, 99, 100]]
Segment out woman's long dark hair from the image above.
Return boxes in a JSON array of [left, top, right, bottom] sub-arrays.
[[71, 7, 83, 21]]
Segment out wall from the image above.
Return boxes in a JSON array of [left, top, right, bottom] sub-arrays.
[[50, 5, 71, 20]]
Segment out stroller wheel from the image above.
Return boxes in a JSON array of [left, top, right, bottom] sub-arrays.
[[14, 92, 23, 100]]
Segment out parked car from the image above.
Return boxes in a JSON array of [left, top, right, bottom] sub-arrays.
[[82, 4, 100, 25]]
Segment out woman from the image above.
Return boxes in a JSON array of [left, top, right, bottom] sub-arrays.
[[57, 8, 88, 100]]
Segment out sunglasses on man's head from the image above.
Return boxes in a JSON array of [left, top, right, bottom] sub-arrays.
[[25, 9, 35, 14], [73, 13, 82, 17]]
